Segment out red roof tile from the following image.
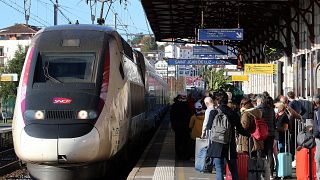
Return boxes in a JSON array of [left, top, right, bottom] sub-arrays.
[[0, 24, 40, 35]]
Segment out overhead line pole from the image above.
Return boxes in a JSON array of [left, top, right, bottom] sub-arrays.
[[24, 0, 31, 25], [54, 0, 58, 25]]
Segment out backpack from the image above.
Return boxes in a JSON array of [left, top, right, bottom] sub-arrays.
[[210, 108, 231, 144], [297, 130, 315, 149], [250, 113, 269, 141]]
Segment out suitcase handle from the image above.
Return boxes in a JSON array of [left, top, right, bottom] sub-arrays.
[[285, 130, 290, 153]]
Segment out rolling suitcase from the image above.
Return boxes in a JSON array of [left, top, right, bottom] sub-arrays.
[[195, 137, 209, 160], [296, 147, 316, 180], [277, 130, 292, 178], [248, 138, 270, 180], [195, 131, 212, 172], [226, 152, 248, 180]]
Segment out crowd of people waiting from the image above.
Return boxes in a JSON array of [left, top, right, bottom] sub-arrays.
[[170, 89, 319, 180]]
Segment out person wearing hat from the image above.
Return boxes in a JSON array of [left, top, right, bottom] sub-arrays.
[[189, 101, 205, 159]]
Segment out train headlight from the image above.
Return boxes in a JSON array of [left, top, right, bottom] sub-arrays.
[[77, 110, 88, 119], [24, 110, 45, 120], [77, 110, 98, 119], [35, 111, 45, 119]]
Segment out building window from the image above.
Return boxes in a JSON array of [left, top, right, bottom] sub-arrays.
[[0, 47, 3, 56]]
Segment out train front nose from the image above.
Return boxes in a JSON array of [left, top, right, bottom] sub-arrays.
[[20, 124, 100, 163]]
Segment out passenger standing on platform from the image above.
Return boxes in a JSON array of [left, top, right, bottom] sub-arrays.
[[189, 102, 205, 158], [206, 91, 250, 180], [170, 94, 192, 160], [238, 97, 264, 156], [187, 94, 196, 115], [287, 91, 306, 165], [201, 97, 215, 137], [256, 95, 276, 177], [287, 91, 306, 117], [274, 102, 289, 173], [313, 97, 320, 178], [280, 95, 300, 161]]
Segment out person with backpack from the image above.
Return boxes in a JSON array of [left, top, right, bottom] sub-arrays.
[[256, 95, 276, 178], [205, 91, 250, 180], [287, 91, 306, 117], [238, 97, 264, 157], [313, 97, 320, 178]]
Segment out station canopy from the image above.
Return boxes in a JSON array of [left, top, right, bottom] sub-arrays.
[[141, 0, 290, 45]]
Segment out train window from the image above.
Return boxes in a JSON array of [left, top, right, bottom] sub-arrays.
[[34, 53, 95, 83]]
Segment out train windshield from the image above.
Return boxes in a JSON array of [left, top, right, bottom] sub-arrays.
[[34, 53, 95, 83]]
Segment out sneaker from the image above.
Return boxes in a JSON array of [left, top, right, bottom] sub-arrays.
[[292, 160, 296, 168]]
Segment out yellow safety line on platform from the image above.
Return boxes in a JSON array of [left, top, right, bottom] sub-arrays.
[[178, 161, 185, 180]]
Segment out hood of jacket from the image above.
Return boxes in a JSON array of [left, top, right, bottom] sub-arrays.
[[195, 113, 205, 120], [244, 108, 262, 119]]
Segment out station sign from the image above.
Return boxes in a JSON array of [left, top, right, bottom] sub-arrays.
[[231, 75, 248, 81], [193, 46, 227, 55], [244, 64, 276, 74], [198, 28, 243, 41], [0, 73, 18, 81], [167, 58, 237, 65]]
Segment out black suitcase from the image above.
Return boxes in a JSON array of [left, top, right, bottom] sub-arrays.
[[248, 138, 270, 180]]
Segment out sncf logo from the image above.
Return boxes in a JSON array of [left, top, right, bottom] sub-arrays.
[[53, 97, 72, 104]]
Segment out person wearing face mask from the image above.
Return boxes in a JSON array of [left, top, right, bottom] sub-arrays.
[[274, 102, 289, 177]]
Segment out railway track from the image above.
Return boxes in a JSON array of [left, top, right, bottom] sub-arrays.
[[0, 149, 30, 179], [0, 148, 20, 177]]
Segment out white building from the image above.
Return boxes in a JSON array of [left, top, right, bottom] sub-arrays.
[[0, 24, 39, 66], [157, 44, 200, 78], [164, 44, 180, 58]]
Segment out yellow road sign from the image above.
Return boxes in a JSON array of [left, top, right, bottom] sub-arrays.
[[244, 64, 276, 74], [231, 75, 248, 81]]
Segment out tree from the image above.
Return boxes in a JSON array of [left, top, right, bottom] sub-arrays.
[[204, 67, 231, 92], [158, 44, 166, 51], [140, 36, 158, 52], [128, 33, 144, 46], [0, 45, 28, 101]]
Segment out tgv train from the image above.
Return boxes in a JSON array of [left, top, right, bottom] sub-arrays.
[[12, 24, 168, 179]]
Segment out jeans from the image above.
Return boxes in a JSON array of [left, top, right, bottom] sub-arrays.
[[214, 157, 238, 180], [315, 139, 320, 179], [264, 136, 275, 176]]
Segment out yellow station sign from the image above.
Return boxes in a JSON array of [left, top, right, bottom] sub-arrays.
[[0, 75, 13, 81], [231, 75, 248, 81], [244, 64, 276, 74]]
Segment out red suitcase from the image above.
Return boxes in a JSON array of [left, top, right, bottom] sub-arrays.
[[296, 147, 317, 180], [226, 152, 248, 180]]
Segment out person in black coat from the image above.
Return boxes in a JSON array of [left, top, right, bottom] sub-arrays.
[[206, 91, 250, 180], [170, 94, 192, 160]]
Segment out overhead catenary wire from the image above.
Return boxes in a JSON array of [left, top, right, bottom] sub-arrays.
[[59, 5, 89, 23], [49, 0, 72, 24], [110, 6, 129, 35], [0, 0, 49, 26], [7, 0, 50, 25], [104, 0, 115, 21]]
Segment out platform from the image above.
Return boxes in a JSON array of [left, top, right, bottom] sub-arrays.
[[127, 112, 299, 180]]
